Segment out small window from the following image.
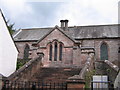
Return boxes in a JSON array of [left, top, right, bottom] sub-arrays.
[[49, 44, 52, 61], [59, 43, 63, 61], [54, 42, 57, 61], [23, 44, 30, 60]]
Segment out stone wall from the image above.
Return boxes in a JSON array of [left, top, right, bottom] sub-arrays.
[[114, 71, 120, 88], [15, 28, 81, 67], [67, 52, 95, 88], [79, 53, 95, 79], [95, 60, 119, 86], [6, 54, 43, 82], [37, 28, 75, 66], [15, 41, 37, 59], [81, 39, 119, 65], [73, 46, 81, 66], [104, 60, 119, 84], [15, 36, 119, 68]]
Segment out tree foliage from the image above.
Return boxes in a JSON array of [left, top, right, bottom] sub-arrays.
[[6, 20, 15, 35]]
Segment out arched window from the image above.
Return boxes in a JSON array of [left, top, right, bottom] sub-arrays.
[[49, 44, 52, 61], [100, 43, 108, 60], [59, 43, 63, 61], [24, 44, 30, 60], [54, 42, 57, 61]]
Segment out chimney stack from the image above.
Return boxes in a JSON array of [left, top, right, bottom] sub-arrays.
[[60, 20, 64, 29], [60, 19, 69, 30], [64, 19, 68, 30]]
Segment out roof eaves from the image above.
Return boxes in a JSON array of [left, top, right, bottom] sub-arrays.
[[14, 40, 38, 42], [75, 37, 120, 40], [13, 29, 22, 38]]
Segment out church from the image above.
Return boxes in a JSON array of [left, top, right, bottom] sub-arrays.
[[13, 20, 120, 67], [0, 5, 119, 88], [0, 18, 119, 89]]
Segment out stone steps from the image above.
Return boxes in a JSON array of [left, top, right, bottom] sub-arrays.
[[31, 67, 81, 83]]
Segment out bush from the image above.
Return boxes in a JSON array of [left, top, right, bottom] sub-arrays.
[[16, 59, 29, 70]]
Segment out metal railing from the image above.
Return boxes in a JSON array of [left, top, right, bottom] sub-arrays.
[[2, 80, 67, 90]]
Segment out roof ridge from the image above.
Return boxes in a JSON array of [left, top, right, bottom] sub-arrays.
[[69, 24, 119, 28], [21, 24, 120, 30]]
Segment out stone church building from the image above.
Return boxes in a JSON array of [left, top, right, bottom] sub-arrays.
[[13, 20, 120, 67]]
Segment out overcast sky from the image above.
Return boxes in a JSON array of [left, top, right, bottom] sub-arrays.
[[0, 0, 119, 29]]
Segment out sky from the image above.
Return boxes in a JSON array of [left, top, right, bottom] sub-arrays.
[[0, 0, 119, 29]]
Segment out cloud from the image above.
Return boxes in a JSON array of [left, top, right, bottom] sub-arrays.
[[0, 0, 34, 28], [54, 0, 119, 26], [27, 2, 63, 27], [0, 0, 62, 28], [0, 0, 119, 29]]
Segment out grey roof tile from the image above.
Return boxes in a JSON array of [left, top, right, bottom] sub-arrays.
[[68, 25, 119, 39], [14, 28, 53, 41], [13, 24, 119, 41]]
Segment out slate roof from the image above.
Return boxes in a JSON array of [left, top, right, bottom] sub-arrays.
[[13, 24, 120, 42], [68, 24, 119, 39], [13, 28, 53, 41]]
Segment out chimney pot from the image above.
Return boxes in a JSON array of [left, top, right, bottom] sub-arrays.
[[64, 19, 69, 22], [60, 19, 69, 30]]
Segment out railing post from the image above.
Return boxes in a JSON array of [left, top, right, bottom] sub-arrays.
[[0, 75, 2, 90], [32, 82, 36, 90], [91, 81, 93, 90]]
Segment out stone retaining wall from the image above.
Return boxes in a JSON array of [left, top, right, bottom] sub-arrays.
[[5, 54, 43, 82]]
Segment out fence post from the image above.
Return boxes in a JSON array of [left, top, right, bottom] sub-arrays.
[[67, 78, 85, 90]]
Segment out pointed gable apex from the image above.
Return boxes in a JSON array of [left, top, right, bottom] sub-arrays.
[[37, 25, 76, 44]]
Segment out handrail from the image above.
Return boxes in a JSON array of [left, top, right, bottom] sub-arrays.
[[79, 53, 94, 79], [104, 60, 119, 72], [6, 54, 43, 81]]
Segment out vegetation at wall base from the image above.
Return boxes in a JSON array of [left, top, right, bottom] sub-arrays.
[[85, 69, 96, 88], [16, 59, 30, 70]]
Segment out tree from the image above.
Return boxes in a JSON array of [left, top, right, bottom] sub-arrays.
[[6, 20, 15, 35]]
